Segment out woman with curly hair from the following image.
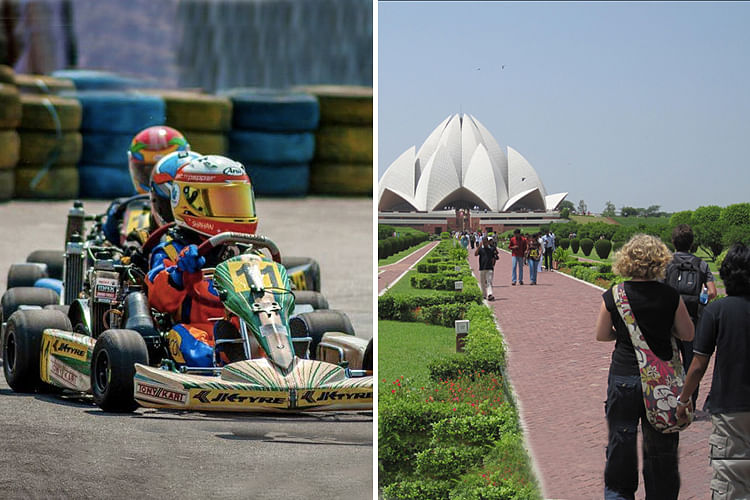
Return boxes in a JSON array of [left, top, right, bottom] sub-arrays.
[[677, 243, 750, 499], [595, 234, 694, 499]]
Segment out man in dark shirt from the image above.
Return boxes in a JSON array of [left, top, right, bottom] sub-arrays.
[[509, 228, 526, 285], [677, 243, 750, 498], [475, 236, 499, 300]]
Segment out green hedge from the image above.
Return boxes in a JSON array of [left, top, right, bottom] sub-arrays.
[[580, 238, 594, 256], [379, 231, 429, 259]]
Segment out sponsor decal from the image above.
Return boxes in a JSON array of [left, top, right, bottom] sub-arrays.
[[48, 356, 88, 391], [51, 339, 88, 362], [290, 271, 307, 291], [299, 389, 373, 406], [136, 382, 188, 404], [222, 166, 244, 177], [190, 389, 288, 408], [94, 275, 119, 302]]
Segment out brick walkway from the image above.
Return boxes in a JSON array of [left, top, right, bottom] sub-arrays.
[[378, 241, 440, 295], [467, 249, 715, 499]]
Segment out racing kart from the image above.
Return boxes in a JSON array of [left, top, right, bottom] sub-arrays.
[[3, 232, 372, 413]]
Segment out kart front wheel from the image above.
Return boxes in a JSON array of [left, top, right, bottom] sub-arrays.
[[3, 309, 71, 392], [27, 249, 64, 280], [289, 310, 355, 357], [91, 329, 148, 413], [293, 290, 329, 310]]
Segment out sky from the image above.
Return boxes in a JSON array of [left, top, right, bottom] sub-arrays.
[[378, 1, 750, 214]]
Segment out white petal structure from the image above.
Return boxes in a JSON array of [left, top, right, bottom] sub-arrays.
[[379, 113, 567, 212]]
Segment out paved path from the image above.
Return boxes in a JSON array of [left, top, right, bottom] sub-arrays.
[[378, 241, 440, 295], [468, 249, 714, 500]]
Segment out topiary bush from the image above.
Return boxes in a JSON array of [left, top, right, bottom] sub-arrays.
[[559, 238, 570, 250], [570, 238, 580, 253], [594, 239, 612, 259], [440, 231, 450, 240], [580, 238, 594, 256]]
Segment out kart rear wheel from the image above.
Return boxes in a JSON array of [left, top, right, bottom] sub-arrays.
[[26, 250, 64, 280], [281, 256, 321, 292], [293, 290, 329, 310], [1, 287, 60, 324], [91, 329, 148, 413], [7, 262, 48, 289], [3, 309, 71, 392], [289, 310, 355, 357]]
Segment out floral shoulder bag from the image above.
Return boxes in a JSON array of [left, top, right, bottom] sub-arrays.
[[612, 283, 694, 433]]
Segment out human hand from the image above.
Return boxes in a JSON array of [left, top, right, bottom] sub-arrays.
[[676, 399, 694, 423], [176, 244, 205, 274]]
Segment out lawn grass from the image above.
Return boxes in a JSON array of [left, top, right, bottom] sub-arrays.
[[570, 214, 617, 224], [378, 240, 432, 266], [378, 320, 457, 390], [610, 216, 671, 226]]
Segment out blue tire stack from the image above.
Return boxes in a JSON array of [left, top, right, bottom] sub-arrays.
[[63, 90, 166, 198], [223, 89, 319, 196]]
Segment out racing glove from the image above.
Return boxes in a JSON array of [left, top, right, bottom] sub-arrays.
[[169, 244, 205, 288]]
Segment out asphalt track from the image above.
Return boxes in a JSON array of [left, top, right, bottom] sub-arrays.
[[0, 198, 373, 499]]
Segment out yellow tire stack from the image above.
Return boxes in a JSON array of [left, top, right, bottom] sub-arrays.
[[0, 66, 21, 201], [15, 81, 81, 199], [298, 85, 373, 196]]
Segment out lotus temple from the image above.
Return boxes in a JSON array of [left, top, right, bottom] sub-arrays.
[[378, 113, 567, 234]]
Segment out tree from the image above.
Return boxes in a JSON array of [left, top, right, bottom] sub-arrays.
[[720, 203, 750, 227], [602, 201, 616, 217], [669, 210, 693, 228], [644, 205, 661, 217], [620, 206, 638, 217], [577, 200, 587, 215], [559, 200, 576, 213], [560, 207, 571, 219], [692, 205, 724, 260]]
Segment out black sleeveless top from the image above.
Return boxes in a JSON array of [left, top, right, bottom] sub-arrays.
[[602, 281, 680, 376]]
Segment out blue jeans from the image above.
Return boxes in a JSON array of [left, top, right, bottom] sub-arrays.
[[528, 258, 538, 283], [604, 373, 680, 500], [511, 256, 523, 283]]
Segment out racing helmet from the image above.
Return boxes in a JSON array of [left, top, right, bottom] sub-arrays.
[[171, 155, 258, 237], [150, 150, 203, 226], [128, 126, 190, 194]]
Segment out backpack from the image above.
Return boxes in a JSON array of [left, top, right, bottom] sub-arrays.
[[665, 254, 704, 319], [528, 247, 539, 259]]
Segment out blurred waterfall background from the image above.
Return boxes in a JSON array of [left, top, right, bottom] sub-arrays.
[[0, 0, 373, 90]]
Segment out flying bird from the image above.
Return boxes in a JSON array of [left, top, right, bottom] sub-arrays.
[[501, 65, 505, 70], [476, 67, 481, 71]]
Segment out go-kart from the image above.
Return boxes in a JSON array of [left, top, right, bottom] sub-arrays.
[[2, 232, 372, 413]]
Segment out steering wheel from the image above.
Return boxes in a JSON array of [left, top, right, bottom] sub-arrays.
[[197, 232, 282, 263]]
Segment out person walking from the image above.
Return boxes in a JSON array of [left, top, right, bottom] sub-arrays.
[[665, 224, 717, 407], [543, 229, 556, 271], [525, 232, 542, 285], [509, 228, 526, 285], [475, 235, 498, 300], [677, 243, 750, 499], [595, 234, 694, 499]]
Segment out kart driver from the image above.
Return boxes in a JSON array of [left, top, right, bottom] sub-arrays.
[[145, 155, 258, 367], [102, 126, 190, 248]]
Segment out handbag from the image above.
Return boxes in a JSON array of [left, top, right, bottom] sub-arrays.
[[612, 283, 694, 433]]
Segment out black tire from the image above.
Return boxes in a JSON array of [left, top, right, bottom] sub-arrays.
[[362, 338, 373, 372], [91, 329, 148, 412], [43, 304, 70, 315], [3, 309, 71, 392], [289, 310, 354, 356], [1, 287, 59, 324], [27, 250, 64, 280], [7, 262, 48, 289], [281, 256, 321, 292], [293, 291, 329, 310]]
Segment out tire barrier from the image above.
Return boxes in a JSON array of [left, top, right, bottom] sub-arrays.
[[78, 164, 135, 199], [182, 131, 227, 156], [19, 95, 82, 131], [14, 74, 75, 95], [18, 131, 82, 166], [245, 164, 309, 197], [0, 65, 14, 85], [222, 89, 319, 132], [0, 169, 14, 201], [0, 130, 20, 169], [51, 70, 145, 91], [309, 163, 372, 196], [0, 83, 21, 128], [228, 130, 315, 165], [63, 91, 166, 199], [225, 89, 319, 197], [296, 86, 372, 196], [14, 165, 79, 199]]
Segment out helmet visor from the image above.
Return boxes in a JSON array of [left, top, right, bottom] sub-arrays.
[[183, 183, 256, 219]]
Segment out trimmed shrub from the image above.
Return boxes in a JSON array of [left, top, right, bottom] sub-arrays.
[[415, 446, 487, 479], [440, 231, 450, 240], [598, 264, 612, 273], [594, 239, 612, 259], [580, 238, 594, 256], [559, 238, 570, 250], [382, 480, 452, 500], [570, 238, 580, 253], [612, 240, 625, 252]]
